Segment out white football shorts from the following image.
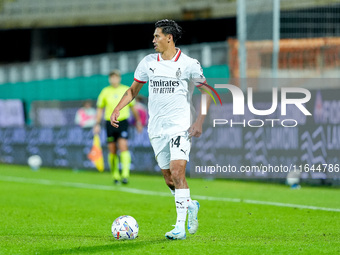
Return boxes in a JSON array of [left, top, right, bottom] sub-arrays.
[[150, 132, 191, 170]]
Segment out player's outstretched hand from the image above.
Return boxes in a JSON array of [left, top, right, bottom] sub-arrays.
[[188, 121, 203, 138], [110, 109, 120, 128]]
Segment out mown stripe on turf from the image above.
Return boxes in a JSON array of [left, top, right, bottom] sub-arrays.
[[1, 175, 340, 212]]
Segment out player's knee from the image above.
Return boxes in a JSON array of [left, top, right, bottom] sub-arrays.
[[171, 160, 186, 174]]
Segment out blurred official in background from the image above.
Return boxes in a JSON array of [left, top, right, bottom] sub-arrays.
[[93, 70, 142, 184]]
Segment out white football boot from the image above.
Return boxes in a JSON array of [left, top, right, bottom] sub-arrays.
[[165, 225, 186, 240], [187, 200, 200, 234]]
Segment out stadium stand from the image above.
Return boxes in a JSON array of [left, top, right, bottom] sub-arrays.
[[0, 41, 228, 84], [0, 0, 236, 29], [1, 0, 338, 29]]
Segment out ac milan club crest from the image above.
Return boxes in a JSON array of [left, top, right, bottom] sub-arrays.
[[176, 68, 181, 79]]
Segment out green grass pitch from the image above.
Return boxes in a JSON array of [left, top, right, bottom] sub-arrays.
[[0, 164, 339, 255]]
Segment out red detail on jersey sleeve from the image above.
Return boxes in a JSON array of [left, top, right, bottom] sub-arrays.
[[134, 78, 147, 84]]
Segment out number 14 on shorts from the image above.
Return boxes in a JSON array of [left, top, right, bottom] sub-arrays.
[[171, 136, 181, 148], [169, 135, 190, 160]]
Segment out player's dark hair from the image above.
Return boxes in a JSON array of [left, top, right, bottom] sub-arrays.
[[155, 19, 183, 43]]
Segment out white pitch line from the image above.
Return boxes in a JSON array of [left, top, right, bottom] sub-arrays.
[[0, 175, 339, 212]]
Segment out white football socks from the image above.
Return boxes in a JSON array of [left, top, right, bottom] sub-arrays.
[[187, 197, 195, 210], [175, 189, 190, 230]]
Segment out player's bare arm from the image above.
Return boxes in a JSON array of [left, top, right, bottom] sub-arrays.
[[93, 107, 104, 134], [110, 81, 144, 128], [188, 84, 212, 137]]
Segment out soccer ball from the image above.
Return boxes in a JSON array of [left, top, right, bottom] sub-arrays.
[[111, 215, 139, 240], [27, 155, 42, 170]]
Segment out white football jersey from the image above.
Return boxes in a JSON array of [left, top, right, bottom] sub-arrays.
[[134, 48, 205, 138]]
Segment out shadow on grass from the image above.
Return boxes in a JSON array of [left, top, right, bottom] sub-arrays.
[[44, 238, 170, 255]]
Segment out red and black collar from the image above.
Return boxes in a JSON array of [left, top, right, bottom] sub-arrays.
[[157, 48, 181, 62]]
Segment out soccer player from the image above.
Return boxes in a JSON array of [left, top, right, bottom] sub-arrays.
[[94, 70, 142, 185], [110, 20, 210, 240]]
